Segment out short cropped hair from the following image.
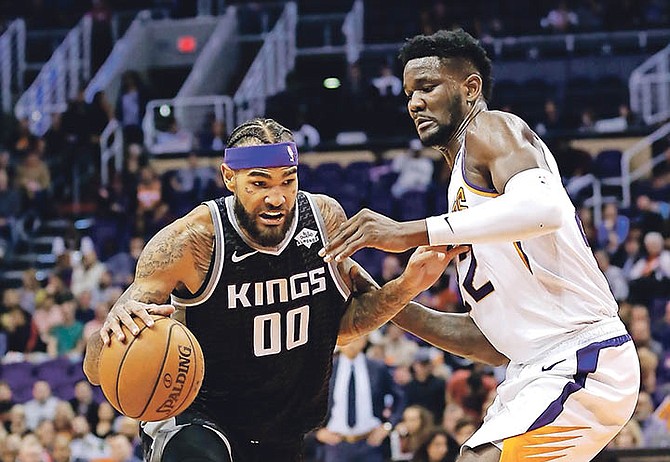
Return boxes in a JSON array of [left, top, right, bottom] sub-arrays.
[[399, 29, 493, 101], [226, 118, 293, 148]]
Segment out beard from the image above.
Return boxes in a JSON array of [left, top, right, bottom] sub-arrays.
[[234, 197, 295, 248], [419, 93, 465, 147]]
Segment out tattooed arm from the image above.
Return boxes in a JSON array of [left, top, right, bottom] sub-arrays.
[[313, 195, 466, 346], [83, 205, 214, 385]]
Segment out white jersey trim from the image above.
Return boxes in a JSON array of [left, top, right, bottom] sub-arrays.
[[171, 200, 225, 308]]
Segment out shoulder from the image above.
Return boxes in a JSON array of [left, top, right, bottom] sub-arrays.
[[311, 193, 347, 237], [466, 110, 535, 158]]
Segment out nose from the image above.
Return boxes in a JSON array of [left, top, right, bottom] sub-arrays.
[[407, 93, 425, 114], [265, 187, 286, 208]]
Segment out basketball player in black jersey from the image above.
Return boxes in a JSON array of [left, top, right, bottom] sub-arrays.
[[83, 118, 475, 462]]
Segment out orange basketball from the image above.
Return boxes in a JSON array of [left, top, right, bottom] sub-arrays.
[[98, 315, 204, 422]]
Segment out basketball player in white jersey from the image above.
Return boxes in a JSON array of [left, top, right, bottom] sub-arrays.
[[321, 30, 640, 461]]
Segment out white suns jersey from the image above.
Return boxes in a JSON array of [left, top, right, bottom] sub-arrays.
[[447, 139, 619, 364]]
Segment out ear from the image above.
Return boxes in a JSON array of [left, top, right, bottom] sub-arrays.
[[221, 164, 236, 193], [464, 73, 483, 104]]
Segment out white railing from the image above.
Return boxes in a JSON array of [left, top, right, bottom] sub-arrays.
[[14, 15, 92, 135], [234, 2, 296, 125], [100, 119, 123, 185], [620, 121, 670, 207], [566, 174, 604, 225], [630, 44, 670, 126], [0, 20, 26, 114], [142, 95, 234, 154], [342, 0, 364, 64]]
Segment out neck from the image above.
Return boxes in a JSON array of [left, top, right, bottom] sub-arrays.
[[439, 98, 487, 164]]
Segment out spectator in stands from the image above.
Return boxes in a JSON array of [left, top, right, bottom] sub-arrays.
[[404, 349, 446, 424], [69, 416, 107, 461], [83, 301, 110, 342], [46, 300, 85, 358], [52, 401, 75, 435], [152, 117, 193, 154], [34, 419, 56, 456], [113, 416, 143, 460], [292, 112, 321, 151], [198, 119, 226, 152], [578, 107, 596, 132], [70, 244, 107, 298], [631, 316, 664, 360], [0, 288, 42, 354], [50, 433, 73, 462], [116, 71, 147, 145], [451, 417, 478, 447], [0, 382, 14, 430], [104, 236, 144, 288], [94, 402, 116, 439], [611, 234, 643, 280], [135, 165, 169, 238], [534, 99, 563, 136], [107, 432, 141, 462], [18, 269, 39, 315], [315, 334, 402, 462], [652, 300, 670, 350], [598, 202, 630, 248], [634, 391, 670, 447], [16, 149, 51, 216], [0, 433, 21, 461], [411, 428, 455, 462], [441, 403, 465, 445], [594, 250, 629, 301], [0, 169, 20, 253], [23, 382, 59, 431], [69, 381, 99, 432], [11, 118, 37, 155], [88, 91, 113, 144], [170, 151, 216, 205], [541, 1, 579, 32], [17, 433, 48, 462], [628, 231, 670, 305], [382, 324, 419, 368], [575, 0, 604, 31], [633, 195, 666, 235], [7, 405, 28, 437], [446, 365, 497, 422], [390, 139, 434, 199], [391, 405, 435, 461]]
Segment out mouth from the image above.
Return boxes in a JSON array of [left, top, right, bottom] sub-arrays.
[[258, 211, 285, 226], [415, 117, 435, 132]]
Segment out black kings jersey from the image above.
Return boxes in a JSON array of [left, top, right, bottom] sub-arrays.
[[171, 191, 350, 441]]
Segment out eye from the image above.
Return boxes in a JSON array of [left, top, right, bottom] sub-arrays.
[[253, 181, 266, 187], [282, 179, 296, 186]]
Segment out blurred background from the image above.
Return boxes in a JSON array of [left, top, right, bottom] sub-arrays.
[[0, 1, 668, 461]]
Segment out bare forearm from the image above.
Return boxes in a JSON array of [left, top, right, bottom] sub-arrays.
[[83, 334, 104, 385], [338, 278, 415, 346], [392, 302, 508, 366]]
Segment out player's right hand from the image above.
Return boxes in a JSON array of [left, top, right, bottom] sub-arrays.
[[315, 428, 343, 446], [100, 300, 175, 345]]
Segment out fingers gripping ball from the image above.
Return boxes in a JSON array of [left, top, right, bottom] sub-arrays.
[[98, 316, 204, 422]]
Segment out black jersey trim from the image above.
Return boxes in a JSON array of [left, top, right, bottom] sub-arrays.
[[304, 192, 351, 301], [171, 200, 226, 307]]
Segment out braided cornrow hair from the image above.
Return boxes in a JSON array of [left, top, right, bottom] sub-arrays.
[[226, 118, 294, 148]]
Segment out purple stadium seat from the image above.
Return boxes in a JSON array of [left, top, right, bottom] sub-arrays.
[[1, 362, 35, 386], [35, 358, 72, 387], [593, 150, 622, 179]]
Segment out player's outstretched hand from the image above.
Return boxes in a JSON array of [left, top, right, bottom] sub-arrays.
[[319, 208, 419, 262], [100, 300, 175, 345], [398, 245, 469, 295]]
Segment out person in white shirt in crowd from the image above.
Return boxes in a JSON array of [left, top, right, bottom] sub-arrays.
[[372, 63, 402, 97], [23, 381, 60, 431], [391, 139, 434, 199]]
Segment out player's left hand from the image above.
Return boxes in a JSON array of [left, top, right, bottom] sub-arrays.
[[319, 208, 423, 262], [397, 245, 469, 295]]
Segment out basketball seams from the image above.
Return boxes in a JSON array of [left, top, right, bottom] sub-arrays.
[[135, 318, 174, 419], [115, 321, 153, 416]]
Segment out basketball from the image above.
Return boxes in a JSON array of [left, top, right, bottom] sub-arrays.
[[98, 315, 205, 422]]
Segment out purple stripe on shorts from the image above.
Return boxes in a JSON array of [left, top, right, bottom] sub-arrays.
[[528, 334, 631, 431]]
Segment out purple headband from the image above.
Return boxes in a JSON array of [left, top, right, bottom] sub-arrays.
[[224, 142, 299, 169]]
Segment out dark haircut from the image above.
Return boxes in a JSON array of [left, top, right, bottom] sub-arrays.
[[399, 29, 493, 101], [226, 118, 293, 148]]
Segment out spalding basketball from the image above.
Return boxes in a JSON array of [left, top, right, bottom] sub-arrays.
[[98, 315, 204, 422]]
